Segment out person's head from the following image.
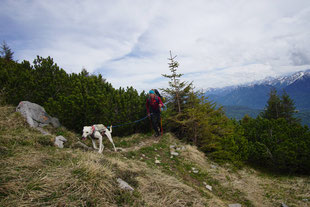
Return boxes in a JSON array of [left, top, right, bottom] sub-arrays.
[[149, 90, 155, 98]]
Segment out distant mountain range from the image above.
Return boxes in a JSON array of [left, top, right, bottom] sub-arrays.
[[205, 69, 310, 110], [205, 69, 310, 126]]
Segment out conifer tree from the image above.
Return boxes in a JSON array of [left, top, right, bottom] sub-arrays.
[[261, 88, 281, 119], [0, 41, 14, 61], [280, 90, 298, 124], [161, 51, 192, 114]]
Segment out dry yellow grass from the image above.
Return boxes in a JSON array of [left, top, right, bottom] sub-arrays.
[[1, 105, 310, 207]]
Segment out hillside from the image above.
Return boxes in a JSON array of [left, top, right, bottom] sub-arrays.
[[1, 106, 309, 207], [223, 106, 310, 127]]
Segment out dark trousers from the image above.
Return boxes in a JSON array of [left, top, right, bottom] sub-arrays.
[[151, 112, 161, 135]]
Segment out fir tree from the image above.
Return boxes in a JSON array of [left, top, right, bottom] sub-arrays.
[[261, 88, 281, 119], [0, 41, 14, 61], [161, 51, 193, 114], [281, 90, 298, 124]]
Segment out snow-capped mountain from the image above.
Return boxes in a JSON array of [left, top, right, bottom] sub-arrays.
[[205, 69, 310, 109]]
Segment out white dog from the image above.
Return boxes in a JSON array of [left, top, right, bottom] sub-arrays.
[[82, 124, 116, 153]]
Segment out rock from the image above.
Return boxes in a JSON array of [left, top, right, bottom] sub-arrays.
[[281, 203, 288, 207], [302, 198, 308, 202], [205, 185, 212, 191], [211, 164, 217, 169], [203, 182, 207, 185], [191, 167, 199, 173], [228, 204, 242, 207], [117, 178, 134, 191], [155, 159, 161, 164], [170, 151, 179, 156], [176, 147, 181, 151], [73, 141, 94, 151], [170, 145, 176, 149], [54, 136, 67, 148], [16, 101, 61, 135], [16, 101, 60, 128]]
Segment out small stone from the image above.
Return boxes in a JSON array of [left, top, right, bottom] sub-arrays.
[[211, 164, 217, 169], [117, 178, 134, 191], [154, 148, 157, 151], [302, 198, 308, 202], [193, 170, 199, 173], [170, 156, 173, 159], [281, 203, 288, 207], [170, 151, 179, 156], [142, 154, 146, 157], [176, 147, 181, 151], [155, 159, 161, 164], [205, 185, 212, 191], [170, 145, 176, 149], [228, 204, 242, 207], [203, 182, 207, 185], [54, 136, 67, 148]]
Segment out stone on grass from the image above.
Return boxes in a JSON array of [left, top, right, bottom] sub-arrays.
[[117, 178, 134, 191], [16, 101, 60, 128], [281, 203, 288, 207], [155, 159, 161, 164], [54, 136, 67, 148], [170, 151, 179, 156], [228, 204, 242, 207], [205, 185, 212, 191]]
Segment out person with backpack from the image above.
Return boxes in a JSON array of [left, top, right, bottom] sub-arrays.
[[146, 90, 164, 137]]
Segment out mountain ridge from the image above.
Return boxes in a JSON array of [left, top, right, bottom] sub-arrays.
[[205, 69, 310, 110]]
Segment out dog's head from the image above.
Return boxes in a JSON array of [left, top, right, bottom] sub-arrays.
[[82, 126, 93, 140]]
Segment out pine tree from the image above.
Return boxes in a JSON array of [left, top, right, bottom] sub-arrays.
[[261, 88, 281, 119], [280, 90, 298, 124], [0, 41, 14, 61], [161, 51, 193, 114]]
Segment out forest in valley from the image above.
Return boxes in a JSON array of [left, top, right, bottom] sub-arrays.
[[1, 42, 310, 174]]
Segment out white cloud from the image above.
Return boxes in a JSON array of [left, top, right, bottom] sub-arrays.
[[1, 0, 310, 91]]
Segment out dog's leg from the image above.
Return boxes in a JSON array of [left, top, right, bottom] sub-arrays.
[[95, 132, 104, 154], [105, 130, 116, 152], [91, 138, 98, 149]]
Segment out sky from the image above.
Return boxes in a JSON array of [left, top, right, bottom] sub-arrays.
[[1, 0, 310, 91]]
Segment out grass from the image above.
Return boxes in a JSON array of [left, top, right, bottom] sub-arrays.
[[1, 105, 309, 207]]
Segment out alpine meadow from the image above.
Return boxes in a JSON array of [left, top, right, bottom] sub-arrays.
[[1, 41, 310, 206]]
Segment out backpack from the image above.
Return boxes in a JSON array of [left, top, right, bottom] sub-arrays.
[[153, 89, 165, 102]]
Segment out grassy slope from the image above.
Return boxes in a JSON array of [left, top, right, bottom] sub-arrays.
[[0, 106, 309, 207]]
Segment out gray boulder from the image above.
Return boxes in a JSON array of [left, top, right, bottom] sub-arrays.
[[54, 136, 67, 148], [16, 101, 60, 128]]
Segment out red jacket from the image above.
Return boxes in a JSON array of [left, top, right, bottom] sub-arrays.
[[146, 96, 163, 113]]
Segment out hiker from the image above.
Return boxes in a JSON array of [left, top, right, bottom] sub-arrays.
[[146, 90, 164, 137]]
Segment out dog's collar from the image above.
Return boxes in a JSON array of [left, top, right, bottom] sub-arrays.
[[91, 125, 96, 136]]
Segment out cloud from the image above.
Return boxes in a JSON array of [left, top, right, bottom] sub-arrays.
[[1, 0, 310, 90]]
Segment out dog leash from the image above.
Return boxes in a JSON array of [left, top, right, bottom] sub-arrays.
[[107, 113, 153, 129]]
